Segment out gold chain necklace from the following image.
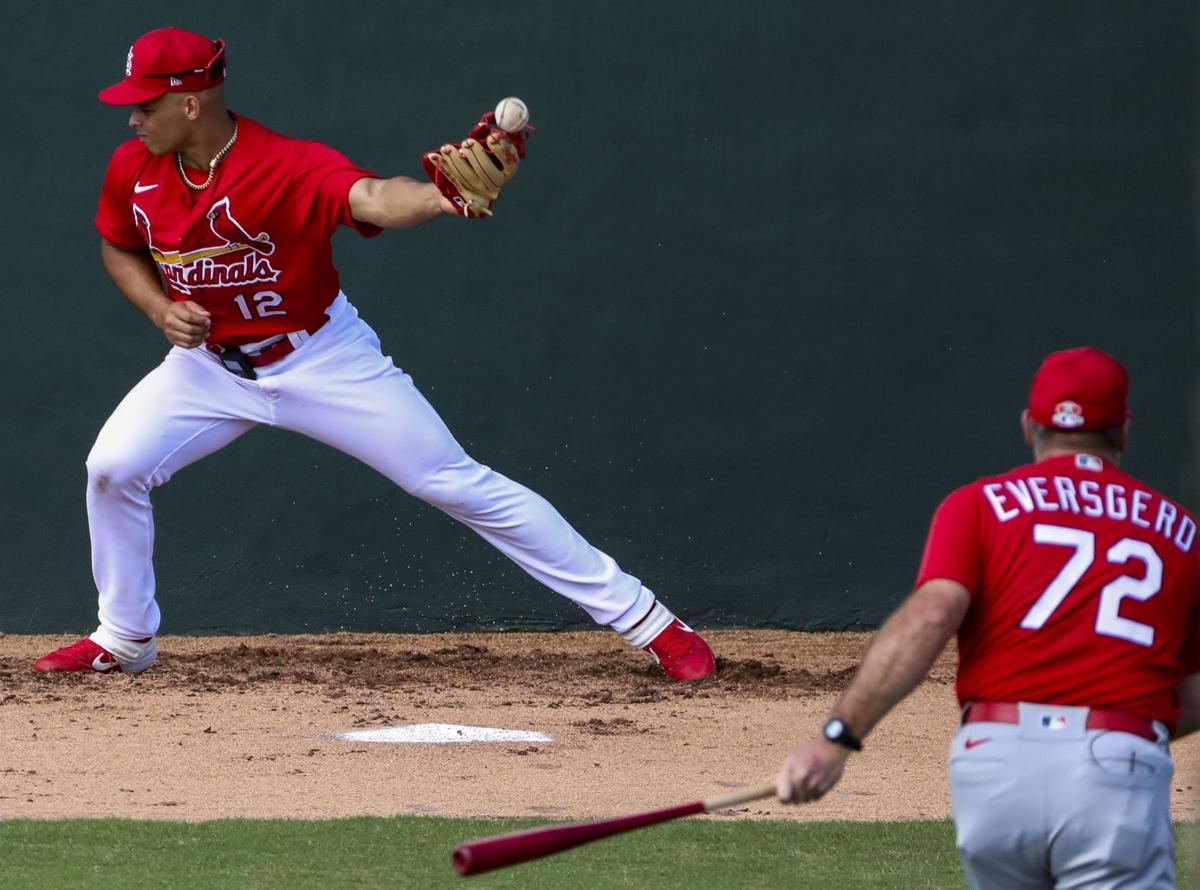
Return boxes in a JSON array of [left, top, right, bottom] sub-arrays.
[[176, 121, 239, 191]]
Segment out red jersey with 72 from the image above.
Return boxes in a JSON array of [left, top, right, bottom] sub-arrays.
[[916, 452, 1200, 730]]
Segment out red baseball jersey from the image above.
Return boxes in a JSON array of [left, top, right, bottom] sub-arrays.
[[916, 452, 1200, 729], [95, 114, 381, 347]]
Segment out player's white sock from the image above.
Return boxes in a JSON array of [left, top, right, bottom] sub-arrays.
[[90, 625, 156, 668], [619, 600, 675, 649]]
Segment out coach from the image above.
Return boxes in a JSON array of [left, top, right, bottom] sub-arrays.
[[778, 347, 1199, 889]]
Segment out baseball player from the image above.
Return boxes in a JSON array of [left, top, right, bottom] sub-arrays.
[[776, 347, 1199, 889], [33, 27, 715, 682]]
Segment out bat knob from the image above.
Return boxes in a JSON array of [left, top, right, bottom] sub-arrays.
[[451, 846, 473, 876]]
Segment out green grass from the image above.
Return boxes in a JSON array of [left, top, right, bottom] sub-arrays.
[[0, 818, 1194, 889]]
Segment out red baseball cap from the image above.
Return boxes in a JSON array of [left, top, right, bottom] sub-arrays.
[[1028, 347, 1130, 432], [98, 27, 226, 105]]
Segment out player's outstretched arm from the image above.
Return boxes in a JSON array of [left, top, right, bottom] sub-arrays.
[[1175, 673, 1200, 739], [777, 579, 970, 804], [100, 239, 210, 348], [348, 176, 455, 228]]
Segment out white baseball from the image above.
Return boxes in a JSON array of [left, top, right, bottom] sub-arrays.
[[494, 97, 529, 132]]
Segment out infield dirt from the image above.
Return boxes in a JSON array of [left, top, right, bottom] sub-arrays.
[[2, 631, 1196, 822]]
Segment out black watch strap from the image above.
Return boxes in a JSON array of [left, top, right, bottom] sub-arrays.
[[823, 716, 863, 751]]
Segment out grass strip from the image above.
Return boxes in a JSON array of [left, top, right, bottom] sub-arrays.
[[0, 818, 1193, 889]]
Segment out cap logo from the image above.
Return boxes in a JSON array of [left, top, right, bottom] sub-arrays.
[[125, 45, 134, 77], [1051, 400, 1084, 429], [170, 77, 183, 86]]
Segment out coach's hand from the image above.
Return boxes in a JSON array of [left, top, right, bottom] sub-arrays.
[[155, 300, 212, 348], [776, 739, 851, 804]]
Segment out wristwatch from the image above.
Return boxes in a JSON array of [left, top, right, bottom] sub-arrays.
[[823, 716, 863, 752]]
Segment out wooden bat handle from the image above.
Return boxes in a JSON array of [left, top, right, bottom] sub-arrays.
[[701, 783, 777, 812]]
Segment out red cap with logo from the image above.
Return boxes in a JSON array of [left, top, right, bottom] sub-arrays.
[[1028, 346, 1130, 432], [98, 27, 226, 105]]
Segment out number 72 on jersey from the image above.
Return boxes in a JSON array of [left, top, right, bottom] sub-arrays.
[[1021, 523, 1161, 647]]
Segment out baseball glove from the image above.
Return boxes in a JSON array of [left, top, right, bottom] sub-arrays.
[[423, 112, 528, 218]]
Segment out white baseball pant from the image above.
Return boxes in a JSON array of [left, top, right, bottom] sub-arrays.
[[85, 293, 657, 641], [949, 702, 1175, 889]]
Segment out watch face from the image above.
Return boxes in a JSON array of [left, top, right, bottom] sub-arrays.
[[825, 718, 845, 739]]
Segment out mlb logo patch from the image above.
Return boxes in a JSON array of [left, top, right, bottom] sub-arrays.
[[1041, 714, 1069, 731], [1075, 454, 1103, 472]]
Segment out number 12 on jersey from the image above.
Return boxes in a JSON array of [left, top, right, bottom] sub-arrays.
[[232, 289, 287, 320], [1020, 523, 1161, 646]]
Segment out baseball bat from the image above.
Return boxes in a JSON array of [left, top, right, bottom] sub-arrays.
[[452, 783, 776, 877]]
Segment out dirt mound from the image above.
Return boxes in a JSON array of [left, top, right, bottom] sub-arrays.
[[7, 630, 897, 706]]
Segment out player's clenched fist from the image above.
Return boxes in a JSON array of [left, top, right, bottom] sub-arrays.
[[155, 300, 212, 348]]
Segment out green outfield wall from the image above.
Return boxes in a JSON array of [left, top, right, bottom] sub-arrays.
[[0, 1, 1194, 633]]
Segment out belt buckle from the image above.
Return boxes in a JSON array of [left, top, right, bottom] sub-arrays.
[[217, 346, 258, 380]]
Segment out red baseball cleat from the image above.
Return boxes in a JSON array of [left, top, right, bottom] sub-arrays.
[[34, 634, 157, 674], [34, 637, 121, 673], [645, 619, 716, 681]]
